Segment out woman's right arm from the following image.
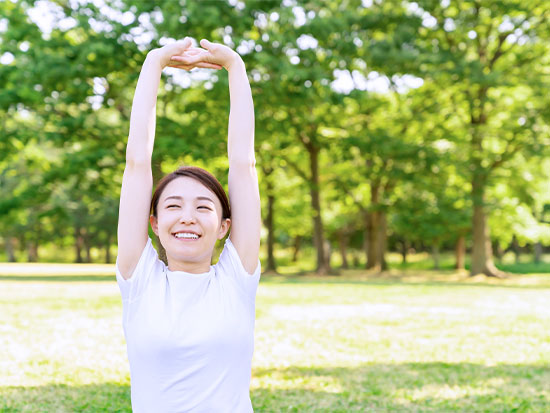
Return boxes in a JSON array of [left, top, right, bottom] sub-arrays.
[[117, 51, 164, 280], [117, 38, 222, 280]]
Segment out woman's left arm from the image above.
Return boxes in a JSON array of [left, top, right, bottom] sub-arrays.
[[225, 56, 261, 275], [173, 40, 261, 274]]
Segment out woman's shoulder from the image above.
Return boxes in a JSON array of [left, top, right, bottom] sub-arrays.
[[116, 237, 166, 301]]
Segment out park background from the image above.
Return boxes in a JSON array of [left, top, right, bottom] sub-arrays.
[[1, 0, 550, 411]]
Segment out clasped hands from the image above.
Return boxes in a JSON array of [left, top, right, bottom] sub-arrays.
[[150, 37, 240, 72]]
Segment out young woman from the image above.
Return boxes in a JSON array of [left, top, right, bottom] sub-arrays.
[[116, 37, 261, 412]]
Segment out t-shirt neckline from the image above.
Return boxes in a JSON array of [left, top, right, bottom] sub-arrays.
[[165, 265, 214, 278]]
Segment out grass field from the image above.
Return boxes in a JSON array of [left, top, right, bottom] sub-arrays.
[[1, 263, 549, 412]]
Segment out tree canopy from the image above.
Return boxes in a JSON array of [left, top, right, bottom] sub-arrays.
[[1, 0, 548, 275]]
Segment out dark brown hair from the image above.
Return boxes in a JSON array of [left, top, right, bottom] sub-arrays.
[[150, 166, 231, 221]]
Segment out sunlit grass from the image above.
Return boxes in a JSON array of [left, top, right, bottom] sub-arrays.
[[1, 266, 549, 411]]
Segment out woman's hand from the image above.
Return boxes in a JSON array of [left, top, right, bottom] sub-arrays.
[[148, 37, 223, 71], [169, 39, 241, 71]]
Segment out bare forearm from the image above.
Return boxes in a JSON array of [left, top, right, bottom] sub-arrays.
[[227, 58, 255, 165], [125, 52, 163, 164]]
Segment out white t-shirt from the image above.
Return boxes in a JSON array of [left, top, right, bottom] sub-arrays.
[[116, 236, 261, 413]]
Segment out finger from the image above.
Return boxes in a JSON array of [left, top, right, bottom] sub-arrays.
[[199, 39, 214, 51], [195, 62, 223, 69], [179, 48, 200, 56], [175, 47, 209, 57], [167, 65, 194, 71], [166, 62, 194, 70], [181, 50, 200, 56], [169, 55, 193, 63], [170, 61, 220, 70], [172, 53, 207, 65], [170, 37, 192, 54], [180, 37, 192, 49], [177, 50, 208, 61], [183, 47, 205, 54]]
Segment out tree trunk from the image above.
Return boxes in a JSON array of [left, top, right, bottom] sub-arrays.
[[470, 176, 504, 277], [338, 231, 349, 269], [378, 210, 388, 271], [5, 237, 16, 262], [367, 183, 385, 271], [264, 192, 277, 273], [455, 234, 465, 270], [469, 89, 505, 278], [27, 241, 38, 262], [17, 234, 25, 257], [27, 222, 41, 262], [306, 141, 329, 274], [362, 209, 369, 268], [292, 235, 301, 262], [151, 158, 167, 265], [260, 165, 277, 273], [432, 244, 440, 270], [84, 233, 92, 263], [534, 242, 543, 264], [75, 225, 84, 263], [353, 252, 360, 267], [105, 232, 111, 264], [366, 210, 379, 270], [323, 239, 332, 270], [493, 241, 503, 264], [400, 239, 408, 264], [511, 235, 521, 264]]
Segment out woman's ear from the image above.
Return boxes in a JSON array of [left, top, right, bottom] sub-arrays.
[[218, 218, 231, 239], [150, 215, 159, 236]]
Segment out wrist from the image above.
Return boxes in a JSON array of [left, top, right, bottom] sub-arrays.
[[145, 49, 164, 70], [225, 53, 244, 72]]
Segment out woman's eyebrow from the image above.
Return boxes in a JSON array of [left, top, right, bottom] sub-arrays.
[[163, 195, 214, 203], [196, 196, 215, 203]]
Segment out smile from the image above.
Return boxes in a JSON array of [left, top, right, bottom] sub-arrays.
[[172, 232, 201, 241]]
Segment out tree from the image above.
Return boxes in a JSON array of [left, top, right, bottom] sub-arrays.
[[412, 0, 550, 276]]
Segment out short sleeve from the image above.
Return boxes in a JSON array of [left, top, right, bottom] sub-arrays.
[[116, 237, 163, 302], [215, 237, 261, 298]]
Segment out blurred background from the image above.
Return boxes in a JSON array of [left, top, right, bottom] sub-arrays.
[[1, 0, 549, 277], [2, 2, 550, 411]]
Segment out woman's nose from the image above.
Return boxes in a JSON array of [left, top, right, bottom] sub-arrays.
[[179, 209, 196, 224]]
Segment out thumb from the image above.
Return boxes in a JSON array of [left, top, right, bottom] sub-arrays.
[[173, 37, 192, 52], [200, 39, 213, 50], [181, 36, 193, 49]]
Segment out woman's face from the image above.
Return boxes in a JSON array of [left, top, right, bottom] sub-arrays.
[[150, 176, 230, 270]]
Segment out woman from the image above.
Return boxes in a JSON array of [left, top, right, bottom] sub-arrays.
[[116, 37, 261, 412]]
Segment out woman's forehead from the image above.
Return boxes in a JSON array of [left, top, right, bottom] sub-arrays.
[[162, 177, 218, 203]]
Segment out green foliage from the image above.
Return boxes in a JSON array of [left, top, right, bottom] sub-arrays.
[[0, 0, 549, 267]]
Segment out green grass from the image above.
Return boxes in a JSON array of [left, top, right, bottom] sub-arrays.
[[1, 266, 549, 412]]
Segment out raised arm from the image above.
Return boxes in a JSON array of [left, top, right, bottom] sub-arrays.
[[172, 40, 261, 274], [225, 54, 261, 275], [117, 39, 222, 280]]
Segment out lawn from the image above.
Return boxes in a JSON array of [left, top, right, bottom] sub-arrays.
[[1, 265, 549, 412]]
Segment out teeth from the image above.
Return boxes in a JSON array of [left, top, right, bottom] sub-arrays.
[[174, 233, 199, 239]]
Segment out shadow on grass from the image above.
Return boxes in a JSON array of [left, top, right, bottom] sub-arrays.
[[1, 363, 548, 412], [389, 263, 550, 275], [496, 262, 550, 274], [0, 382, 131, 412], [251, 362, 550, 412], [260, 273, 550, 290]]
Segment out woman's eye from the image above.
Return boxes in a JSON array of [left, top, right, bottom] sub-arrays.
[[198, 206, 211, 210], [167, 205, 179, 208]]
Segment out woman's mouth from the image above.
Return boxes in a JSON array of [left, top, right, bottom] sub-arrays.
[[172, 231, 201, 241]]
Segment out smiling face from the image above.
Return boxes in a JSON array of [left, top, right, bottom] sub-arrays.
[[150, 176, 230, 273]]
